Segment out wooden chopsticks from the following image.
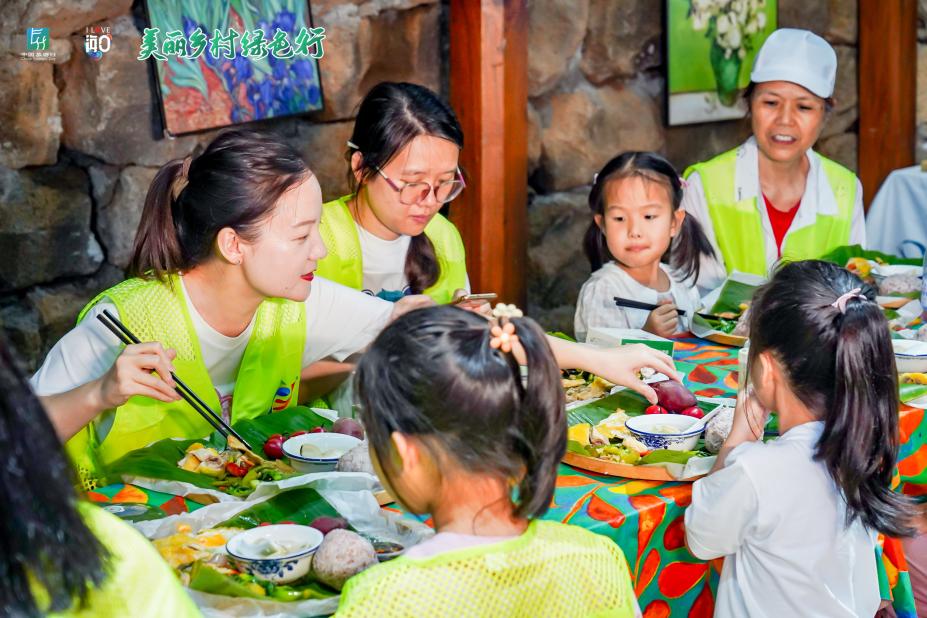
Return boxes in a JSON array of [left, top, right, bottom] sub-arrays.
[[95, 309, 253, 451]]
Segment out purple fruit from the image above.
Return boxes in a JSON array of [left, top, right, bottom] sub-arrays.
[[309, 516, 349, 535], [331, 418, 365, 440], [651, 380, 697, 413]]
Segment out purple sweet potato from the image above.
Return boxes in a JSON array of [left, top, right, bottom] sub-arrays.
[[331, 418, 365, 440], [308, 516, 349, 535], [651, 380, 697, 413]]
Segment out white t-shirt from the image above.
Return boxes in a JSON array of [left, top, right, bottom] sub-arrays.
[[684, 422, 879, 618], [682, 137, 866, 293], [573, 262, 701, 342], [30, 276, 392, 429], [354, 221, 470, 301], [356, 223, 413, 301]]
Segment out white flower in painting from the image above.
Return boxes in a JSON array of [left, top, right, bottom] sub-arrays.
[[727, 22, 742, 48], [757, 11, 766, 29], [716, 13, 731, 33]]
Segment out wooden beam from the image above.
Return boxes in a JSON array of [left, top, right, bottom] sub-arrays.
[[858, 0, 916, 209], [449, 0, 528, 306]]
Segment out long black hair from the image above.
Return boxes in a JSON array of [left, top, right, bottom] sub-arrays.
[[583, 152, 715, 281], [130, 128, 312, 280], [355, 306, 564, 519], [0, 333, 109, 616], [747, 260, 919, 537], [347, 82, 464, 294]]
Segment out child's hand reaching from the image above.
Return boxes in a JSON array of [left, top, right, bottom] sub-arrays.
[[643, 301, 679, 338]]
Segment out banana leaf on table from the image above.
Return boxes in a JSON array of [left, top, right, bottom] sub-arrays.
[[104, 406, 334, 495], [820, 245, 922, 267]]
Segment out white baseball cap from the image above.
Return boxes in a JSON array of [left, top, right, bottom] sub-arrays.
[[750, 28, 837, 99]]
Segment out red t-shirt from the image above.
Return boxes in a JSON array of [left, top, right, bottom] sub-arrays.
[[763, 193, 800, 256]]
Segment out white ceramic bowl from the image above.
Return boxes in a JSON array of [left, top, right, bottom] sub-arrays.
[[282, 433, 362, 473], [625, 413, 703, 451], [893, 338, 927, 373], [225, 524, 323, 584]]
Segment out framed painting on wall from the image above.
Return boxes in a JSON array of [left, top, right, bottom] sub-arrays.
[[143, 0, 324, 135], [666, 0, 777, 126]]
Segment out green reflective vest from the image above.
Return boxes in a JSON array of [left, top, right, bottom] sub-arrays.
[[685, 147, 857, 276], [316, 195, 468, 304], [65, 274, 305, 491]]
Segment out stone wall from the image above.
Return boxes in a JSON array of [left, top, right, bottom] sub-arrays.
[[0, 0, 442, 371], [525, 0, 860, 334]]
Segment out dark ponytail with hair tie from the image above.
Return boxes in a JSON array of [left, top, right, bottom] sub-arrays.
[[355, 306, 565, 521], [747, 260, 920, 537], [129, 129, 311, 281]]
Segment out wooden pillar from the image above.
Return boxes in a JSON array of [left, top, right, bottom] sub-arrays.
[[858, 0, 916, 209], [448, 0, 528, 306]]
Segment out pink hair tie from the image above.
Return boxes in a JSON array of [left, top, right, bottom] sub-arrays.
[[678, 176, 689, 189], [831, 288, 863, 314]]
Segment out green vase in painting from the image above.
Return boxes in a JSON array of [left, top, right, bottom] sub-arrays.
[[709, 41, 742, 107]]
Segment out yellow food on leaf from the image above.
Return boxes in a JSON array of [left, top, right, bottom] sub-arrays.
[[185, 442, 205, 453], [901, 373, 927, 385], [845, 257, 872, 278], [567, 423, 591, 446]]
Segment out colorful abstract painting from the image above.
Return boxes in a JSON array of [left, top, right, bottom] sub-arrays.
[[143, 0, 323, 135]]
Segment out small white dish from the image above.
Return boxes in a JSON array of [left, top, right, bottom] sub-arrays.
[[226, 524, 323, 584], [893, 339, 927, 373], [872, 264, 922, 282], [625, 413, 703, 451], [282, 433, 362, 473]]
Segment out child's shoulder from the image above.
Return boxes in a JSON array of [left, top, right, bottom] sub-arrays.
[[579, 263, 629, 292]]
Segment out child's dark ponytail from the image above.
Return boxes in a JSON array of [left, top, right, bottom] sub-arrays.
[[129, 129, 311, 280], [354, 306, 565, 521], [823, 297, 914, 536], [584, 152, 715, 281], [748, 260, 919, 537], [506, 316, 566, 518]]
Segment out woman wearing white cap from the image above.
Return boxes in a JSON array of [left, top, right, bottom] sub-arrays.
[[682, 28, 865, 291]]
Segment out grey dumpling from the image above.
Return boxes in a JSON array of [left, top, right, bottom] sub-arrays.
[[335, 442, 375, 475], [311, 529, 378, 590], [704, 406, 735, 454]]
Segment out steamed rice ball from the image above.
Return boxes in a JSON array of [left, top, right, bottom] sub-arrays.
[[879, 274, 921, 296], [311, 529, 377, 590]]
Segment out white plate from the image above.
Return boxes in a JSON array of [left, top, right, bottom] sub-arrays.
[[872, 264, 922, 279]]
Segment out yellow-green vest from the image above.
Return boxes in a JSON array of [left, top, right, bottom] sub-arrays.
[[65, 275, 305, 491], [316, 195, 468, 304], [685, 148, 857, 276]]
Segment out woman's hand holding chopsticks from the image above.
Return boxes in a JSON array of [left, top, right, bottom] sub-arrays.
[[40, 341, 181, 442], [97, 342, 182, 408]]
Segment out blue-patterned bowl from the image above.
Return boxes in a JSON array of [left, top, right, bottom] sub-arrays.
[[226, 525, 323, 584], [625, 414, 703, 451]]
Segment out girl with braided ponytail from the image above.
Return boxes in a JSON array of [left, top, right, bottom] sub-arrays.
[[685, 260, 922, 618], [335, 305, 640, 618]]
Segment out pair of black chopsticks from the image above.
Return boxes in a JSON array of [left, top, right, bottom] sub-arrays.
[[95, 309, 253, 450], [612, 297, 728, 321]]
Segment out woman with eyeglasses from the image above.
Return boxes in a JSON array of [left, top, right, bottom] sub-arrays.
[[316, 82, 470, 305]]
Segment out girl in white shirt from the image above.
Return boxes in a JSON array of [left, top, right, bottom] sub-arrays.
[[574, 152, 715, 342], [685, 260, 921, 618]]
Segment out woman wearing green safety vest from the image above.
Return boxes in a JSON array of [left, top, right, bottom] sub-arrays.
[[682, 29, 865, 292], [316, 82, 471, 306], [0, 332, 201, 618], [30, 128, 681, 492], [30, 129, 431, 491]]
